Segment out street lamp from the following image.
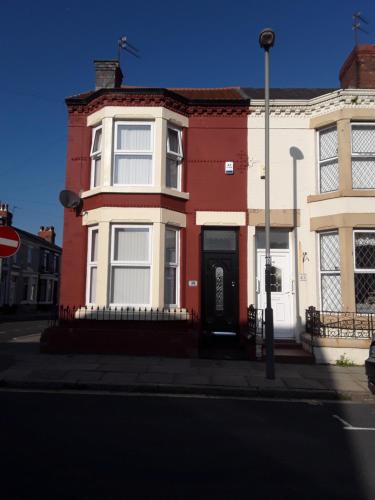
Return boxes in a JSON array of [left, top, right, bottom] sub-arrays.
[[259, 28, 275, 380]]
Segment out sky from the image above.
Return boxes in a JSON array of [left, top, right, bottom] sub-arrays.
[[1, 0, 374, 245]]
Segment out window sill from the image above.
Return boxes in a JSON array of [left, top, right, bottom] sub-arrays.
[[308, 189, 375, 203], [81, 186, 190, 200]]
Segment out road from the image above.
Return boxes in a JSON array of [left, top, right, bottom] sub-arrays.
[[1, 391, 374, 500], [0, 319, 47, 343]]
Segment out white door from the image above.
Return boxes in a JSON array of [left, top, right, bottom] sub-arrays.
[[257, 251, 294, 339]]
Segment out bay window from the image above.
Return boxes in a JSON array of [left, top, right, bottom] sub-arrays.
[[319, 231, 342, 311], [113, 122, 153, 185], [165, 227, 179, 306], [110, 225, 151, 306], [86, 227, 98, 304], [354, 230, 375, 312], [90, 126, 102, 188], [318, 126, 339, 193], [166, 126, 183, 190], [351, 124, 375, 189]]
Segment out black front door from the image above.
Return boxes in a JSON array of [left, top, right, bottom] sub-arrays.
[[202, 229, 239, 334]]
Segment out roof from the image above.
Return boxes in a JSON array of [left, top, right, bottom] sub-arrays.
[[66, 86, 339, 106], [13, 227, 61, 252], [241, 88, 338, 99], [168, 87, 245, 100]]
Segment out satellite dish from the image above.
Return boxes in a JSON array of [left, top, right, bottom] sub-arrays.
[[59, 190, 81, 209]]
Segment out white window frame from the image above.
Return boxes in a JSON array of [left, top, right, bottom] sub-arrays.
[[318, 230, 342, 311], [317, 125, 339, 194], [166, 125, 183, 191], [164, 227, 180, 307], [353, 229, 375, 311], [350, 122, 375, 189], [86, 226, 99, 305], [109, 224, 152, 307], [112, 121, 154, 186], [90, 125, 102, 188]]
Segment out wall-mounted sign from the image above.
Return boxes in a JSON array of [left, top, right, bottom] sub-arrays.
[[188, 280, 198, 287], [225, 161, 234, 175], [299, 273, 307, 282]]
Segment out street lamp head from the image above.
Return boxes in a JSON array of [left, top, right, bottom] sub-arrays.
[[259, 28, 275, 50]]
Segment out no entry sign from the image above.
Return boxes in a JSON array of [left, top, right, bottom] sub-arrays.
[[0, 226, 21, 258]]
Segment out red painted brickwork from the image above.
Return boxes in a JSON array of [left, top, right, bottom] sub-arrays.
[[59, 112, 91, 306], [184, 114, 248, 330], [339, 44, 375, 89]]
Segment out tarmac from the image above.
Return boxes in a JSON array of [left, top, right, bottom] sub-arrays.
[[0, 334, 373, 401]]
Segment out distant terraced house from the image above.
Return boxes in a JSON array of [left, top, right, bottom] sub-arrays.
[[0, 204, 61, 312]]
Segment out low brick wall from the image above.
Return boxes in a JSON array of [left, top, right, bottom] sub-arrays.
[[40, 320, 199, 358], [301, 332, 371, 365]]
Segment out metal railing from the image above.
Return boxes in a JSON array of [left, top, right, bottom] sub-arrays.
[[247, 305, 264, 340], [50, 305, 196, 327], [305, 306, 375, 339]]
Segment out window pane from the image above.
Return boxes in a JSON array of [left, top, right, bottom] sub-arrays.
[[270, 266, 282, 292], [355, 232, 375, 269], [320, 160, 339, 192], [92, 158, 101, 187], [319, 127, 337, 161], [117, 124, 151, 151], [320, 232, 340, 271], [168, 128, 180, 154], [215, 266, 224, 311], [203, 230, 236, 251], [352, 125, 375, 154], [114, 228, 149, 262], [165, 229, 177, 263], [92, 128, 102, 154], [165, 267, 177, 305], [321, 274, 342, 311], [166, 158, 178, 188], [256, 229, 289, 249], [352, 159, 375, 189], [114, 155, 152, 185], [355, 273, 375, 313], [89, 267, 97, 303], [90, 230, 98, 262], [111, 267, 150, 304]]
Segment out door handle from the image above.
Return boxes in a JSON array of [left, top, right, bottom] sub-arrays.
[[231, 281, 236, 287], [291, 280, 295, 293], [256, 279, 260, 293]]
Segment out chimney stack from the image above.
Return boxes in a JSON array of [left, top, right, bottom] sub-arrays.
[[0, 203, 13, 226], [94, 60, 123, 90], [38, 226, 56, 245], [340, 44, 375, 89]]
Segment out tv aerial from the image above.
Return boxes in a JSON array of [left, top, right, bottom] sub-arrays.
[[118, 35, 140, 64], [353, 12, 369, 45], [59, 190, 81, 210]]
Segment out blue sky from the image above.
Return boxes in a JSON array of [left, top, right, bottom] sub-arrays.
[[1, 0, 374, 245]]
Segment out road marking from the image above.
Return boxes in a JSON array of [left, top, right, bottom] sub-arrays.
[[333, 414, 375, 431]]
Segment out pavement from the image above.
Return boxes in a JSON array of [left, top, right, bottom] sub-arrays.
[[0, 337, 374, 401]]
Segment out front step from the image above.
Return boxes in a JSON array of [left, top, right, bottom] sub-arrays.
[[263, 341, 315, 364]]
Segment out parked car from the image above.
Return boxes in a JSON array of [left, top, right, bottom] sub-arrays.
[[365, 338, 375, 394]]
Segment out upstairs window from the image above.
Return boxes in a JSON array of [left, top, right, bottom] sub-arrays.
[[351, 124, 375, 189], [90, 126, 102, 188], [166, 126, 183, 190], [113, 122, 153, 185], [318, 126, 339, 193]]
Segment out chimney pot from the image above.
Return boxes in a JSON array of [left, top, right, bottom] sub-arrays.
[[340, 44, 375, 89]]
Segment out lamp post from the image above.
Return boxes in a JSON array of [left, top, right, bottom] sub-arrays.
[[259, 28, 275, 380]]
